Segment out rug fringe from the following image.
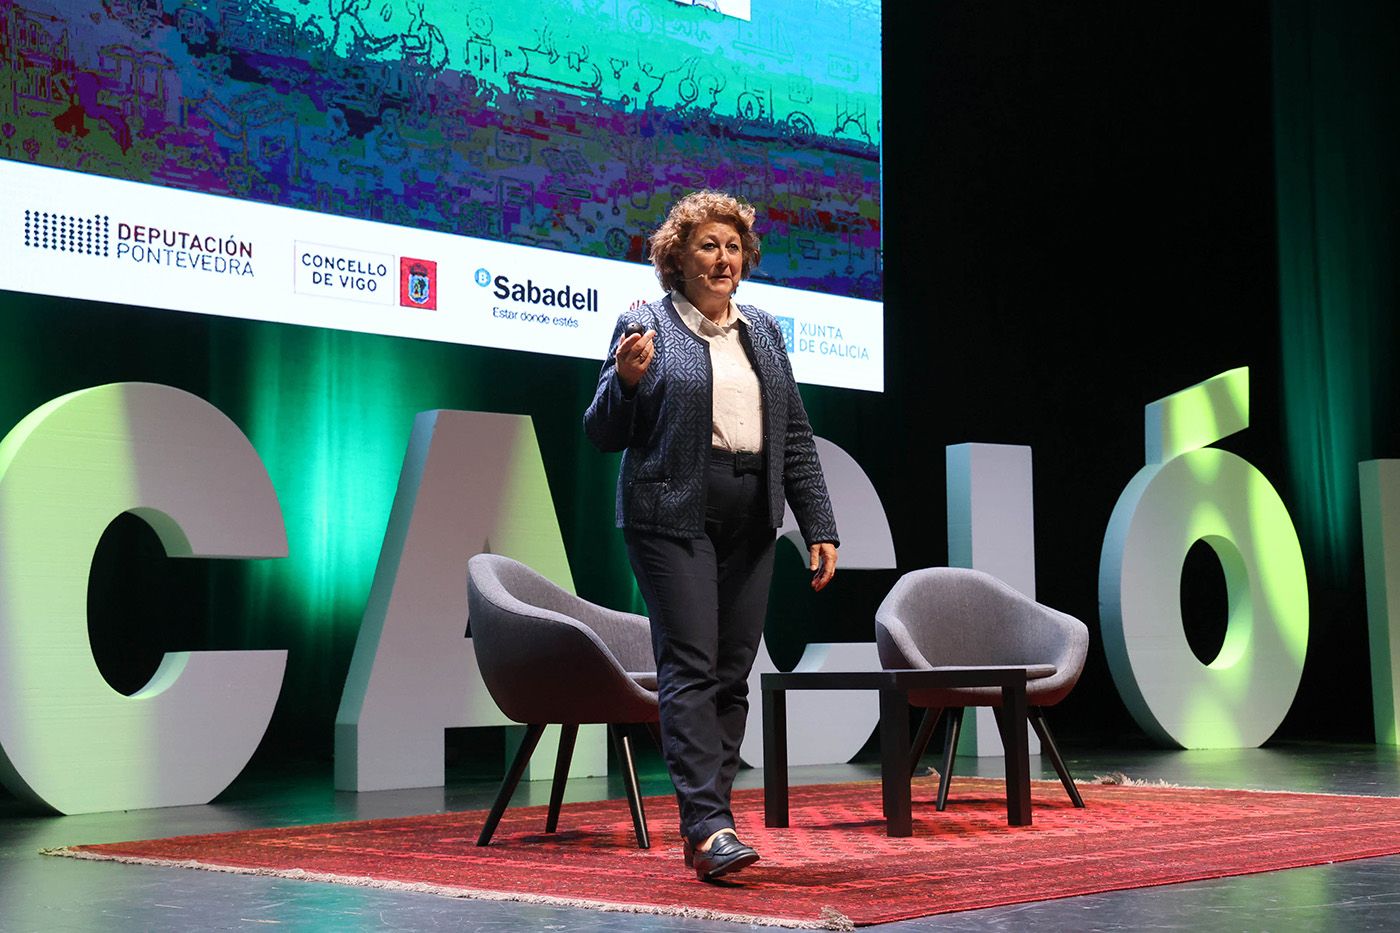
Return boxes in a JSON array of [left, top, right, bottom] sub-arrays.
[[1085, 773, 1374, 794], [42, 847, 843, 929], [818, 906, 856, 931], [1047, 774, 1400, 798], [1092, 772, 1182, 787]]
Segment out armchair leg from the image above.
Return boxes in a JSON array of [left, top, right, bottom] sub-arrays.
[[610, 725, 651, 849], [478, 723, 546, 846], [909, 707, 943, 777], [1029, 708, 1084, 808], [545, 724, 579, 833], [935, 708, 964, 811]]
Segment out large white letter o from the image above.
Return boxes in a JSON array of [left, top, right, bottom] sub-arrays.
[[1099, 369, 1308, 748]]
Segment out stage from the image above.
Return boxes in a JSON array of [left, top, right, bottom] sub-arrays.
[[0, 3, 1397, 930], [4, 743, 1399, 931]]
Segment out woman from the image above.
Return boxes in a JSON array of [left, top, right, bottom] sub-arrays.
[[584, 190, 839, 881]]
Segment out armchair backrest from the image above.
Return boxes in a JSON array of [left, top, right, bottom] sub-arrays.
[[473, 555, 655, 672], [875, 567, 1088, 681], [466, 554, 657, 724]]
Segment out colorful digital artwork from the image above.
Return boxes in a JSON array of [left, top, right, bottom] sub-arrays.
[[0, 0, 882, 299]]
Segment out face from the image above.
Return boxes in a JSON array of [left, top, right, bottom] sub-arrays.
[[677, 220, 744, 310]]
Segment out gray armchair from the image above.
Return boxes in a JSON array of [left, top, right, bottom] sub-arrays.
[[875, 567, 1089, 810], [466, 554, 660, 847]]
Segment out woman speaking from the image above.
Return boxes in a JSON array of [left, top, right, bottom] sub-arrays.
[[584, 191, 839, 881]]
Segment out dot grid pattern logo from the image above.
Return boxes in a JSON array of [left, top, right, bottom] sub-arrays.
[[776, 316, 795, 353], [399, 257, 437, 310], [24, 210, 109, 256]]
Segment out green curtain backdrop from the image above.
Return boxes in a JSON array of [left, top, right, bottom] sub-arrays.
[[206, 321, 647, 743], [0, 287, 876, 756], [6, 3, 1396, 768], [0, 291, 644, 751], [1274, 0, 1399, 585]]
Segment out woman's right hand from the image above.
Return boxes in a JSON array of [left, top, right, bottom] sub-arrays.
[[615, 329, 657, 390]]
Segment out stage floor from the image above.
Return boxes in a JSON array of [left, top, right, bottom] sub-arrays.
[[3, 742, 1400, 931]]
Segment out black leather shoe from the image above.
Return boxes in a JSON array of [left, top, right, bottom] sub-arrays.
[[691, 832, 759, 881]]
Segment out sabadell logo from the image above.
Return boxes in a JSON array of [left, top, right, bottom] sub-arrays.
[[474, 267, 491, 287]]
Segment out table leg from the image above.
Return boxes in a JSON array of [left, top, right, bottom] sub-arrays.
[[879, 688, 912, 837], [763, 687, 789, 828], [999, 680, 1032, 826]]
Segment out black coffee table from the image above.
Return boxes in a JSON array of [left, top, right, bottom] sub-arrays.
[[761, 667, 1036, 837]]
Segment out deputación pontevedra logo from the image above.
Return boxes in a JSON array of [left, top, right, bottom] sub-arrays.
[[24, 210, 109, 256]]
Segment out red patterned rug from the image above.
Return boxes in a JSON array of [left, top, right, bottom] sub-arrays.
[[47, 777, 1400, 928]]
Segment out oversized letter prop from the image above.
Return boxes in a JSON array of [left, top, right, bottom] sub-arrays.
[[0, 383, 288, 814], [741, 437, 896, 767], [1361, 460, 1400, 744], [946, 443, 1041, 757], [336, 411, 603, 792], [1099, 368, 1308, 748]]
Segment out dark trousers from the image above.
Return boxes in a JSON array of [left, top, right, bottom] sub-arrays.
[[625, 450, 777, 847]]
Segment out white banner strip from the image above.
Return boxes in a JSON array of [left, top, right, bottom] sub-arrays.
[[0, 161, 883, 391]]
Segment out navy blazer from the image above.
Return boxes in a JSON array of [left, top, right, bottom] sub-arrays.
[[584, 294, 839, 547]]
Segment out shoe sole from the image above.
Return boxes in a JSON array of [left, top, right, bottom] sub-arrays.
[[697, 851, 759, 881]]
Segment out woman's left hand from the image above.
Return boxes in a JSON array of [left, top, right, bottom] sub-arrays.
[[809, 542, 838, 592]]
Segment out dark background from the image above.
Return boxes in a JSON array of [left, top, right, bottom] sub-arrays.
[[769, 0, 1293, 747], [3, 1, 1397, 799]]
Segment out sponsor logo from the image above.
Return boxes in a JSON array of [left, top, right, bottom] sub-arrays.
[[400, 257, 437, 310], [24, 209, 253, 276], [486, 269, 594, 330], [294, 242, 392, 303], [775, 315, 795, 353], [491, 273, 598, 313], [794, 321, 871, 361], [23, 210, 109, 256], [116, 223, 255, 277]]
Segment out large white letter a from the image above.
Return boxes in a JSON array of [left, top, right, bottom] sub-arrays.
[[335, 410, 585, 791]]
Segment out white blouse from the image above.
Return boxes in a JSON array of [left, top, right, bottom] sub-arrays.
[[671, 290, 764, 454]]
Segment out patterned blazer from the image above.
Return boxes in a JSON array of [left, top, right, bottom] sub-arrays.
[[584, 294, 839, 547]]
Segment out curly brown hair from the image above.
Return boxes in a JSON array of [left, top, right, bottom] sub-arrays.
[[647, 190, 762, 292]]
